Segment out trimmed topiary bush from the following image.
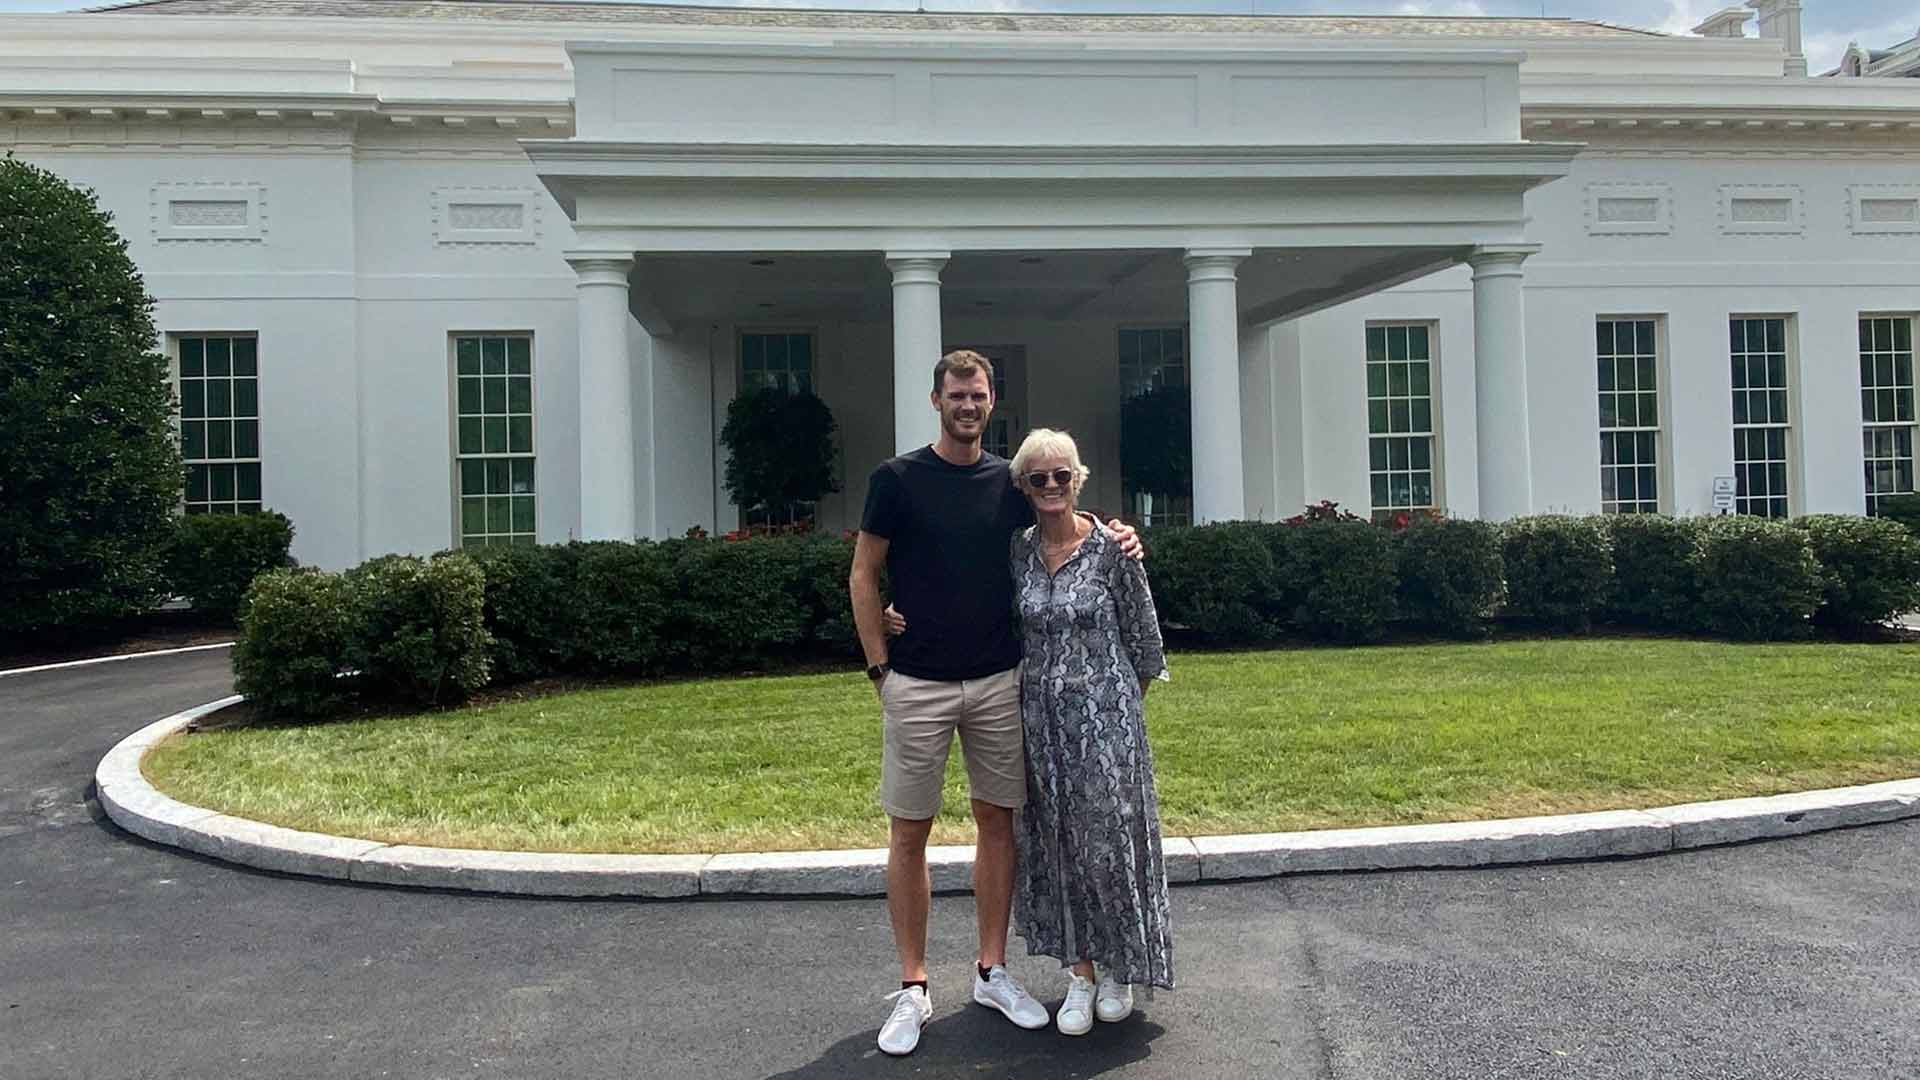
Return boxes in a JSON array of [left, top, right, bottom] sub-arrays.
[[1795, 514, 1920, 630], [1694, 516, 1821, 639], [1, 157, 183, 640], [1143, 523, 1275, 641], [1600, 514, 1703, 628], [1500, 515, 1613, 630], [233, 569, 355, 718], [1393, 517, 1504, 636], [1273, 519, 1397, 642], [163, 511, 295, 622], [344, 554, 492, 706], [571, 541, 674, 674]]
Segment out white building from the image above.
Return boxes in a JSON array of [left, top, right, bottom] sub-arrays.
[[4, 0, 1917, 568]]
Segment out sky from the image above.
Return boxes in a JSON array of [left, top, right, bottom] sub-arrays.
[[0, 0, 1909, 75]]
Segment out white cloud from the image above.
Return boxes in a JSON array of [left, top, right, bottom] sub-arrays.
[[1393, 0, 1489, 15], [1804, 15, 1914, 75], [1651, 0, 1722, 37]]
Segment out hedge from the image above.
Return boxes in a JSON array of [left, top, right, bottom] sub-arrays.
[[163, 511, 296, 622], [230, 511, 1920, 720]]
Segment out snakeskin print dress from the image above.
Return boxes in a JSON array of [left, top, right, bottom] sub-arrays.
[[1011, 523, 1174, 990]]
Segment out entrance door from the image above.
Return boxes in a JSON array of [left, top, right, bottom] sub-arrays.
[[946, 343, 1027, 460]]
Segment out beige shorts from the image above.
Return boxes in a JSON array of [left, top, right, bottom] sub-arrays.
[[879, 666, 1025, 820]]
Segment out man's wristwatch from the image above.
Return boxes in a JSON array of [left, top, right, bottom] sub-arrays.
[[866, 663, 891, 682]]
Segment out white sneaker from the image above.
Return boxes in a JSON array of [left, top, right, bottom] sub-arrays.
[[1094, 974, 1134, 1023], [972, 965, 1049, 1030], [877, 986, 932, 1056], [1056, 974, 1095, 1036]]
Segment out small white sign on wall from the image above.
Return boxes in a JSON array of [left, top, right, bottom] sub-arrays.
[[1711, 475, 1737, 513]]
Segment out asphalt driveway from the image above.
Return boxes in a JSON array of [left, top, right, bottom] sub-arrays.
[[3, 649, 1917, 1079]]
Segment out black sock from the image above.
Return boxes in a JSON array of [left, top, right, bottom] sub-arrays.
[[902, 979, 928, 993], [978, 964, 996, 981]]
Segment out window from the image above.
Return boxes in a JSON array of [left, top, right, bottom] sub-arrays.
[[175, 334, 261, 514], [739, 331, 813, 395], [1118, 326, 1192, 527], [1366, 323, 1437, 521], [1597, 318, 1662, 514], [1860, 315, 1916, 515], [1730, 317, 1792, 518], [454, 334, 535, 548]]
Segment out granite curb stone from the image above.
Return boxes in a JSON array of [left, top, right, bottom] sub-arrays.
[[98, 696, 1920, 899]]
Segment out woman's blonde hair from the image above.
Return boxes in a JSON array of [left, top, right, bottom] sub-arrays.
[[1010, 427, 1090, 499]]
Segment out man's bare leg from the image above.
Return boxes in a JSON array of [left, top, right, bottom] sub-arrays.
[[971, 799, 1015, 968], [887, 815, 936, 982]]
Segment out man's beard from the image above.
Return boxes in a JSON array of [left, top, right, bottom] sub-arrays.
[[941, 406, 990, 444]]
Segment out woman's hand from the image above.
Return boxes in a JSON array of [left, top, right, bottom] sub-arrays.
[[883, 604, 907, 636], [1106, 519, 1144, 561]]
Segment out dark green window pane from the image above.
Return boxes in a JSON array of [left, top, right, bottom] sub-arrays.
[[1369, 439, 1387, 470], [508, 416, 531, 454], [1410, 438, 1431, 470], [181, 380, 205, 419], [1388, 438, 1409, 470], [234, 419, 258, 459], [208, 380, 231, 419], [1597, 322, 1613, 356], [1367, 365, 1387, 397], [461, 497, 487, 535], [1387, 326, 1408, 363], [1389, 473, 1412, 506], [1365, 327, 1386, 365], [1862, 320, 1876, 351], [461, 459, 486, 496], [488, 496, 512, 533], [1765, 319, 1784, 352], [1601, 434, 1617, 465], [510, 458, 535, 494], [1731, 355, 1747, 390], [507, 336, 531, 374], [1878, 390, 1897, 423], [206, 338, 231, 377], [186, 464, 209, 502], [232, 337, 256, 377], [208, 421, 233, 459], [512, 534, 536, 549], [1408, 325, 1429, 360], [1636, 355, 1655, 390], [457, 337, 481, 376], [211, 464, 236, 501], [1770, 390, 1788, 423], [1896, 319, 1912, 352], [182, 421, 206, 460], [458, 418, 482, 455], [1600, 395, 1618, 429], [1409, 363, 1430, 396], [742, 334, 765, 372], [1388, 363, 1409, 396], [484, 418, 508, 454], [1635, 321, 1654, 355], [237, 462, 261, 501], [458, 377, 481, 416], [486, 458, 510, 495], [1389, 400, 1411, 433], [511, 497, 535, 533], [1732, 392, 1748, 425], [1597, 358, 1614, 391], [1729, 321, 1744, 354], [1371, 473, 1389, 506], [234, 378, 258, 419], [1368, 400, 1389, 434], [1410, 400, 1431, 433], [1639, 393, 1658, 426], [484, 377, 507, 415], [482, 337, 506, 375], [1898, 390, 1914, 423], [1410, 473, 1433, 506], [508, 376, 531, 414], [180, 338, 204, 377]]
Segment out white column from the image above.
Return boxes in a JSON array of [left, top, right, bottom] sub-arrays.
[[1185, 248, 1251, 523], [569, 252, 637, 541], [1468, 244, 1540, 522], [886, 251, 947, 455]]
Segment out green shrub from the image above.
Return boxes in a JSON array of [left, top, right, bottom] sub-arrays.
[[464, 542, 588, 683], [1273, 520, 1397, 643], [720, 387, 840, 525], [232, 569, 355, 718], [163, 512, 295, 622], [1694, 516, 1821, 639], [344, 554, 492, 706], [1875, 493, 1920, 535], [1142, 524, 1275, 641], [1795, 514, 1920, 629], [1600, 514, 1702, 628], [788, 534, 860, 654], [1, 158, 183, 639], [663, 538, 812, 669], [1501, 515, 1613, 629], [1393, 518, 1503, 636], [571, 541, 674, 674]]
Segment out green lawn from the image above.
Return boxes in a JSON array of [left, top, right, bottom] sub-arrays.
[[144, 639, 1920, 854]]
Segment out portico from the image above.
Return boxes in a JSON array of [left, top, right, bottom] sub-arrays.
[[531, 40, 1577, 539]]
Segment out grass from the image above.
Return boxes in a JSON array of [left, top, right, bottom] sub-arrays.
[[143, 638, 1920, 854]]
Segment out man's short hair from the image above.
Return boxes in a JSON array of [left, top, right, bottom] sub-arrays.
[[934, 349, 995, 396]]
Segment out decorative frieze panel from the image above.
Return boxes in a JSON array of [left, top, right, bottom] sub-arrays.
[[1848, 186, 1920, 235], [1585, 182, 1671, 235], [1718, 184, 1803, 236], [432, 187, 542, 247], [150, 183, 267, 243]]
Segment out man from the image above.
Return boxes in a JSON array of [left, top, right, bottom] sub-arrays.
[[848, 349, 1140, 1056]]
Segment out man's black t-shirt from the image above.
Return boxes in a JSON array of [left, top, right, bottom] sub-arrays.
[[860, 445, 1036, 682]]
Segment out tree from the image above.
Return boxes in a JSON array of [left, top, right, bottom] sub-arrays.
[[719, 386, 839, 527], [0, 156, 183, 639], [1120, 384, 1193, 501]]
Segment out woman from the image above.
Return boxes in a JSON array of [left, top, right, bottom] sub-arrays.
[[1007, 427, 1173, 1035]]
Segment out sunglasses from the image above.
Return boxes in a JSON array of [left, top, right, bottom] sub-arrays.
[[1025, 469, 1075, 490]]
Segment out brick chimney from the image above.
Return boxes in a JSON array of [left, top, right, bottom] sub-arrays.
[[1747, 0, 1808, 76]]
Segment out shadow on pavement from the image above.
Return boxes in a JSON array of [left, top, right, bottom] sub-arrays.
[[766, 1009, 1166, 1079]]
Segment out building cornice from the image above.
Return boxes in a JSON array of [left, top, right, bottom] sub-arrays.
[[0, 91, 574, 132]]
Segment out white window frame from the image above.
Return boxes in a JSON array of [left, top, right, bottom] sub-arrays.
[[1729, 315, 1797, 519], [450, 331, 537, 549], [1596, 316, 1670, 514], [737, 327, 817, 397], [169, 331, 263, 515], [1364, 320, 1443, 522], [1859, 312, 1918, 515]]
